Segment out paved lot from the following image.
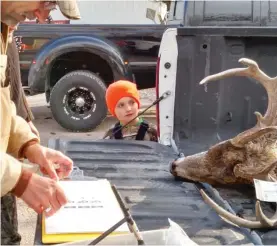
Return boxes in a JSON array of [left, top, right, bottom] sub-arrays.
[[17, 89, 156, 245]]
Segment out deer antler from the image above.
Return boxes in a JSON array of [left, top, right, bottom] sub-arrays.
[[256, 200, 277, 227], [200, 175, 277, 229], [197, 58, 277, 229], [200, 58, 277, 131], [200, 189, 277, 229]]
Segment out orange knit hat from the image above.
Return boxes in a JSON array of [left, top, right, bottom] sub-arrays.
[[105, 80, 140, 116]]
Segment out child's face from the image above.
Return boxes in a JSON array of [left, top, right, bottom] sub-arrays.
[[114, 97, 139, 123]]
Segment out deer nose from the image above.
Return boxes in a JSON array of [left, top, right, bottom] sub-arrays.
[[170, 161, 177, 176]]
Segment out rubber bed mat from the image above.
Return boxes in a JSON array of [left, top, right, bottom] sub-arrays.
[[33, 139, 276, 245]]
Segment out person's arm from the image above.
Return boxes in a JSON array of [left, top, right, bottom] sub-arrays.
[[27, 121, 40, 138], [7, 100, 39, 159], [1, 152, 68, 217], [1, 24, 36, 194], [1, 153, 23, 197]]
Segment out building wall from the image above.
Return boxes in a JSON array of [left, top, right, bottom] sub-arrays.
[[50, 0, 167, 24]]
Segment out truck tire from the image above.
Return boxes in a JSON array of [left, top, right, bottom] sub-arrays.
[[50, 70, 107, 132]]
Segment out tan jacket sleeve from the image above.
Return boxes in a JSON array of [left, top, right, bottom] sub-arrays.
[[7, 101, 39, 159], [0, 153, 22, 196], [1, 23, 35, 196]]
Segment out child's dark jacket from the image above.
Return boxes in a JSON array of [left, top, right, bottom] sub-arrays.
[[103, 118, 158, 142]]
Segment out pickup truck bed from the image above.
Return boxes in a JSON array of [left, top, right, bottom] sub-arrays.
[[170, 26, 277, 156], [34, 139, 276, 245]]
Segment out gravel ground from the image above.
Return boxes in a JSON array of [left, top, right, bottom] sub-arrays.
[[139, 88, 156, 102], [139, 88, 156, 114], [16, 88, 157, 245]]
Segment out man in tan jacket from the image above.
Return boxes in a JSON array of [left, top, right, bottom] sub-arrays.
[[1, 0, 81, 243], [1, 32, 41, 245]]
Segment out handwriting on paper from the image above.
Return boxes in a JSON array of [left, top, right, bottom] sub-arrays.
[[45, 179, 129, 234]]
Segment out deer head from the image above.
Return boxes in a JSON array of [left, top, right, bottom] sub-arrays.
[[171, 127, 277, 185], [170, 58, 277, 228]]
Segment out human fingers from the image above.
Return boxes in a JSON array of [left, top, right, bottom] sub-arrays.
[[56, 164, 72, 179], [44, 195, 61, 217], [41, 159, 59, 181], [56, 185, 68, 206], [51, 151, 73, 177], [23, 195, 51, 215], [41, 164, 65, 180], [25, 200, 44, 214], [19, 174, 60, 214], [37, 179, 58, 216], [55, 151, 73, 167], [45, 186, 67, 217]]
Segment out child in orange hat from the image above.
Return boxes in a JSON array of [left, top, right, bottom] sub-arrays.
[[103, 80, 158, 142]]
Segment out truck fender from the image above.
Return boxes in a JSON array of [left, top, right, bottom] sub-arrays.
[[28, 35, 132, 92]]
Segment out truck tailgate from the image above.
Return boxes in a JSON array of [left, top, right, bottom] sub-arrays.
[[34, 139, 257, 245]]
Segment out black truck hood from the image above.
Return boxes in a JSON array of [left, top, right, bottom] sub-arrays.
[[34, 139, 275, 245]]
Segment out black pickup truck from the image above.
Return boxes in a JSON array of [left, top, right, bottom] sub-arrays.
[[14, 0, 277, 133], [14, 24, 167, 132]]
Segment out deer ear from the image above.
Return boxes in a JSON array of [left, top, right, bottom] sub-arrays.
[[230, 126, 277, 148], [234, 159, 277, 180]]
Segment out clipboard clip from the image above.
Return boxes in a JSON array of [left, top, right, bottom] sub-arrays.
[[88, 185, 145, 245], [69, 166, 84, 178]]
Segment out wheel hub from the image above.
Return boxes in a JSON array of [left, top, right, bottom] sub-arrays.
[[65, 87, 95, 115], [75, 97, 85, 107]]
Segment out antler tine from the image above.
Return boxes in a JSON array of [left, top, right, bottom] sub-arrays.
[[199, 67, 248, 85], [255, 200, 277, 227], [200, 189, 263, 228], [199, 58, 273, 87], [200, 57, 277, 128]]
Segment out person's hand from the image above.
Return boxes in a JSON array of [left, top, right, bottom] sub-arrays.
[[28, 121, 40, 138], [23, 144, 73, 181], [20, 173, 67, 217]]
